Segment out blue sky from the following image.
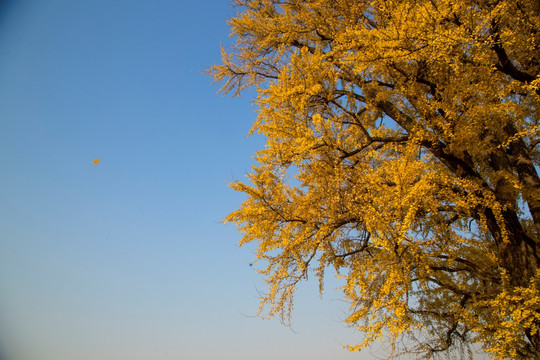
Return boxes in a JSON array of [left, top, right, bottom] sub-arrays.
[[0, 1, 372, 359]]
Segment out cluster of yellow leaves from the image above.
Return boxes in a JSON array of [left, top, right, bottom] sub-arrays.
[[470, 270, 540, 359], [211, 0, 540, 358]]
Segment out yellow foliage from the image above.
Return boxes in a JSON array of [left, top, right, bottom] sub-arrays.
[[210, 0, 540, 358]]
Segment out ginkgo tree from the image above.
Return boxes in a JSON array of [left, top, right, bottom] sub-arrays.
[[210, 0, 540, 358]]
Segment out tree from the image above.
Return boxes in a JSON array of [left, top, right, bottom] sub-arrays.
[[210, 0, 540, 358]]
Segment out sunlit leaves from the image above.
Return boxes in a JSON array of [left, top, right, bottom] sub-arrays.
[[212, 0, 540, 358]]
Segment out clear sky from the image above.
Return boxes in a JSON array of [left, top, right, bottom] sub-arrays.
[[0, 1, 373, 359]]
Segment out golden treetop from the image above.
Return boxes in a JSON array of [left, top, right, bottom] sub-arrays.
[[210, 0, 540, 358]]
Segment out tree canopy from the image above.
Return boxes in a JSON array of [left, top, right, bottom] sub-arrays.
[[210, 0, 540, 358]]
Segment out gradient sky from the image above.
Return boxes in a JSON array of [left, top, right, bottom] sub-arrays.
[[0, 1, 371, 360], [0, 2, 491, 360]]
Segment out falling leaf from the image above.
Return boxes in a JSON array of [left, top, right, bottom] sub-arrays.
[[92, 159, 100, 164]]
